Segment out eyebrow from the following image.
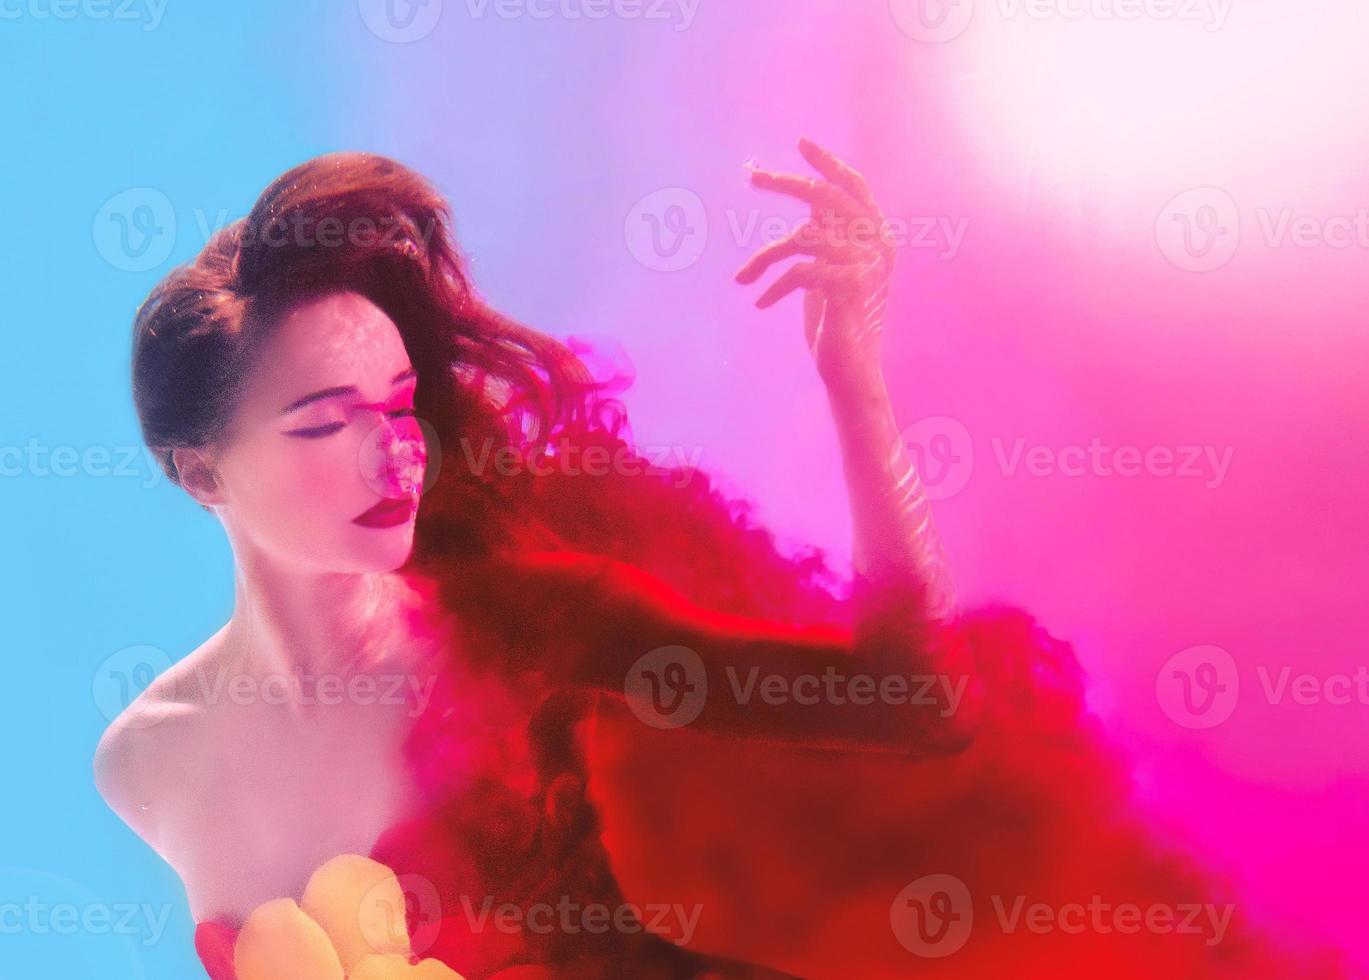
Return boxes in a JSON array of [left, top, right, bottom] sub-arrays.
[[279, 368, 418, 415]]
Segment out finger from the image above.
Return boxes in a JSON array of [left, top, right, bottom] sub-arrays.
[[734, 223, 875, 284], [749, 169, 867, 217], [798, 137, 878, 211], [754, 260, 861, 310]]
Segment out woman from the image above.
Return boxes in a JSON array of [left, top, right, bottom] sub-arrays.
[[94, 147, 1340, 978]]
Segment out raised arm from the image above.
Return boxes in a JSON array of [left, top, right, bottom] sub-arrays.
[[735, 137, 960, 668], [822, 347, 959, 656]]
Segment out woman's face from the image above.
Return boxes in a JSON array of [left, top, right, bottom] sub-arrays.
[[210, 290, 427, 574]]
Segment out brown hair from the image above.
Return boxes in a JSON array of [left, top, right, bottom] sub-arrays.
[[130, 151, 846, 619]]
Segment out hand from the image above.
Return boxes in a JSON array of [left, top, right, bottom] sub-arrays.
[[734, 137, 896, 388]]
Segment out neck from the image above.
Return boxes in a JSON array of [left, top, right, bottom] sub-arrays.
[[223, 547, 404, 685]]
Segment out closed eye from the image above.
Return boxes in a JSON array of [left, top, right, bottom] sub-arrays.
[[284, 422, 346, 439], [284, 406, 413, 439]]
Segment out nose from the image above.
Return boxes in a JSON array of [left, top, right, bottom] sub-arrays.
[[382, 420, 426, 497], [360, 417, 427, 498]]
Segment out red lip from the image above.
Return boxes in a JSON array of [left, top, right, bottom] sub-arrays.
[[353, 496, 417, 528]]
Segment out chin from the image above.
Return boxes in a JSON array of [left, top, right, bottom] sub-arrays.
[[349, 527, 417, 573], [275, 523, 416, 576]]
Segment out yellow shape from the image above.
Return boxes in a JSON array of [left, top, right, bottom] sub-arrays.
[[350, 954, 466, 979], [302, 854, 413, 972], [234, 897, 345, 980]]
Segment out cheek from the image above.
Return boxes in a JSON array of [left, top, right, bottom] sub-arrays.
[[224, 431, 367, 522]]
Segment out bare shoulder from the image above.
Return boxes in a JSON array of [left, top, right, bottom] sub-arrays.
[[92, 629, 225, 847]]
